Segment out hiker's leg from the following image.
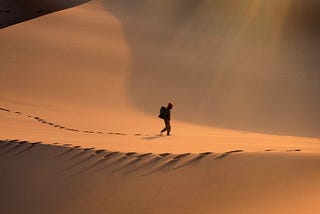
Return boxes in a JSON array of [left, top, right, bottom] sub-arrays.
[[165, 121, 171, 135], [161, 120, 167, 133]]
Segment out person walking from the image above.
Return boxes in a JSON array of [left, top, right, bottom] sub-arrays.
[[160, 102, 173, 136]]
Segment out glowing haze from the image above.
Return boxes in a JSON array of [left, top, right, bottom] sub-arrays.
[[101, 0, 320, 137]]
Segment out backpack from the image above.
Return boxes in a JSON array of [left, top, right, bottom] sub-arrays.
[[158, 106, 167, 119]]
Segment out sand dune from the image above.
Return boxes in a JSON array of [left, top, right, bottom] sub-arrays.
[[1, 140, 320, 214], [1, 0, 320, 213], [1, 0, 319, 137]]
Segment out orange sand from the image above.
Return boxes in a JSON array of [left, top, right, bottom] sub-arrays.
[[1, 0, 320, 213]]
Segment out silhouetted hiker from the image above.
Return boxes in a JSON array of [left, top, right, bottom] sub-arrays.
[[159, 103, 173, 136]]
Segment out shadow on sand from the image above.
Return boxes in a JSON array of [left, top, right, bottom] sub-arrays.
[[143, 135, 164, 140], [0, 0, 90, 29], [215, 150, 244, 160]]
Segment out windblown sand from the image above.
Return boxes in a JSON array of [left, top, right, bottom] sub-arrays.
[[0, 0, 319, 213]]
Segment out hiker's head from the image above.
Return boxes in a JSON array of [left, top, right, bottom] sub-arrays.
[[167, 103, 173, 109]]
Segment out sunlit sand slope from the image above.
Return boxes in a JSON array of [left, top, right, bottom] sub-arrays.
[[1, 0, 319, 139], [1, 106, 319, 154], [0, 0, 319, 153]]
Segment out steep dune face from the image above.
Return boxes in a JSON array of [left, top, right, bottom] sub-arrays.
[[0, 1, 129, 108], [0, 0, 133, 131], [103, 0, 320, 137]]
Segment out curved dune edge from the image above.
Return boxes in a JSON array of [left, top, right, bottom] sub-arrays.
[[0, 139, 304, 161], [0, 140, 215, 172], [1, 106, 318, 155], [1, 139, 320, 213]]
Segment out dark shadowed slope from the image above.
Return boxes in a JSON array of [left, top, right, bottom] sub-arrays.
[[1, 139, 320, 214], [0, 0, 90, 28], [103, 0, 320, 137]]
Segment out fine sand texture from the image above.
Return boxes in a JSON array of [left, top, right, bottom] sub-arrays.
[[1, 140, 320, 214], [1, 0, 320, 213]]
